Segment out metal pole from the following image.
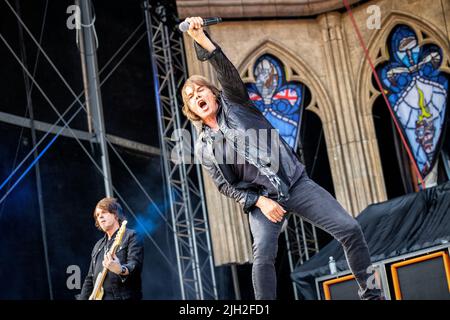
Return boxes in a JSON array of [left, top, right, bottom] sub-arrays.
[[230, 265, 241, 300], [283, 217, 298, 300], [77, 0, 113, 196], [143, 0, 218, 299]]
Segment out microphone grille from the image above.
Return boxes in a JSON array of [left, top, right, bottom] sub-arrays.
[[178, 21, 189, 32]]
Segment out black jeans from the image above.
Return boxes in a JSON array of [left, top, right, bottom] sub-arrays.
[[249, 170, 381, 300]]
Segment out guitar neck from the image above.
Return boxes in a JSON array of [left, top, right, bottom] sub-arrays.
[[93, 243, 121, 290], [90, 221, 127, 299], [91, 266, 108, 297]]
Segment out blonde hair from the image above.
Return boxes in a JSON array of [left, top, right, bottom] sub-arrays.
[[181, 75, 220, 123]]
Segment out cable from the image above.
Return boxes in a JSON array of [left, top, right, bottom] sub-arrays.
[[441, 0, 450, 49], [113, 189, 176, 270], [27, 0, 48, 97], [3, 0, 168, 224], [0, 4, 176, 268], [0, 31, 152, 216], [0, 21, 145, 193], [309, 128, 323, 179], [0, 32, 176, 270], [0, 0, 48, 218], [14, 0, 53, 299], [342, 0, 425, 189], [106, 137, 170, 226]]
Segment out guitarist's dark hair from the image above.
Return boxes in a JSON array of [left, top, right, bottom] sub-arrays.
[[93, 197, 124, 231]]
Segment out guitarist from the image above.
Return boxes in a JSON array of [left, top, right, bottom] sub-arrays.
[[78, 197, 144, 300]]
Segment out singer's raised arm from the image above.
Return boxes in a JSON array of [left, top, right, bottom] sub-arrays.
[[186, 19, 252, 107]]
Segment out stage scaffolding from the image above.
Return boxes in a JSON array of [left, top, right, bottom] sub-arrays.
[[284, 213, 320, 299], [143, 0, 218, 300], [143, 0, 320, 300], [0, 0, 319, 300]]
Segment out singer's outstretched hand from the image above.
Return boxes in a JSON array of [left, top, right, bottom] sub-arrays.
[[185, 17, 204, 39], [184, 17, 216, 53]]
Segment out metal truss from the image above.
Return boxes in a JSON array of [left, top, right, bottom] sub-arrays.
[[284, 147, 320, 299], [0, 110, 160, 155], [0, 0, 190, 298], [284, 214, 320, 299], [143, 1, 218, 300], [143, 0, 315, 301]]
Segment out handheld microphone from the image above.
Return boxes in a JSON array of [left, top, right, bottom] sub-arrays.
[[178, 17, 222, 32]]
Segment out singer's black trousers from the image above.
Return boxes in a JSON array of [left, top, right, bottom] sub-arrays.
[[248, 169, 382, 300]]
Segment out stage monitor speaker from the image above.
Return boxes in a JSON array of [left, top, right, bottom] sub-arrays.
[[390, 251, 450, 300], [322, 275, 359, 300]]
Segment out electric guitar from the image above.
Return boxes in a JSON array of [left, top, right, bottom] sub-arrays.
[[89, 220, 127, 300]]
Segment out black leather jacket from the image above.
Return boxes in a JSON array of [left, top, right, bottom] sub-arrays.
[[194, 35, 304, 213], [78, 228, 143, 300]]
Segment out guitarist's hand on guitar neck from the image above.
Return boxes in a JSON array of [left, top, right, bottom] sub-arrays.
[[103, 252, 124, 275]]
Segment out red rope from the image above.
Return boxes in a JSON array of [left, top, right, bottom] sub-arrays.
[[342, 0, 425, 189]]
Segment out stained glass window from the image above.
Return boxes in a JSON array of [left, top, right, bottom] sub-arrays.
[[376, 25, 448, 179], [246, 54, 306, 149]]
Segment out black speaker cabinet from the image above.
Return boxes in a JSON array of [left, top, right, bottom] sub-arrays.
[[390, 251, 450, 300], [320, 267, 385, 300], [322, 275, 359, 300]]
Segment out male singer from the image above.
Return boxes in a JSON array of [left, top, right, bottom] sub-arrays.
[[181, 17, 383, 300]]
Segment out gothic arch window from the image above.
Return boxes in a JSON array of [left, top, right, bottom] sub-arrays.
[[300, 109, 335, 196], [245, 54, 305, 149], [374, 24, 449, 196], [244, 53, 335, 265], [244, 53, 335, 195]]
